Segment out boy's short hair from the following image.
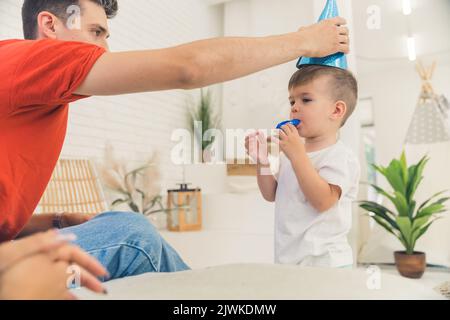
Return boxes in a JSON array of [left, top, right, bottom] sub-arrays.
[[288, 65, 358, 127]]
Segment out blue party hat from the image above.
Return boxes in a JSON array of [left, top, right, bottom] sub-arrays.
[[296, 0, 348, 70]]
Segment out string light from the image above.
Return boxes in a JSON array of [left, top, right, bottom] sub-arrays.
[[402, 0, 412, 15], [403, 0, 415, 61], [407, 36, 416, 61]]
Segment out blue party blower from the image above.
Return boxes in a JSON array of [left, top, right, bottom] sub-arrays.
[[276, 119, 301, 130], [296, 0, 348, 70]]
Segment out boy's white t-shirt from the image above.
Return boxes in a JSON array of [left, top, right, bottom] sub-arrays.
[[274, 140, 360, 267]]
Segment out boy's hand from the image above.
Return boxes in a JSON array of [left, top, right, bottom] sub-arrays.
[[273, 124, 305, 162], [245, 130, 269, 165]]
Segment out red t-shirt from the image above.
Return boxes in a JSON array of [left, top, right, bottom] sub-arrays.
[[0, 39, 106, 242]]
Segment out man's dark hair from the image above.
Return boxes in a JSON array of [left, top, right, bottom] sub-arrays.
[[22, 0, 118, 40]]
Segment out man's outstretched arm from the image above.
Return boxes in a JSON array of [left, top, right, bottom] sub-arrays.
[[75, 18, 349, 95]]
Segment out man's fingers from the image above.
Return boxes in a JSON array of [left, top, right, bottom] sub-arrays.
[[0, 230, 67, 272], [55, 244, 108, 278], [336, 24, 349, 53], [339, 35, 349, 44], [52, 254, 106, 297], [339, 26, 349, 35], [53, 246, 108, 295], [339, 43, 350, 54], [63, 213, 95, 228], [84, 213, 97, 221], [75, 265, 107, 294], [54, 261, 104, 297], [64, 292, 79, 300], [15, 230, 64, 254], [329, 16, 347, 26]]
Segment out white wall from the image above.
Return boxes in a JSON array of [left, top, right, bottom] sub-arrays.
[[221, 0, 314, 132], [0, 0, 224, 196]]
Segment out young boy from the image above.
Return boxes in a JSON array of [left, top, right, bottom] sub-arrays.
[[245, 65, 360, 268]]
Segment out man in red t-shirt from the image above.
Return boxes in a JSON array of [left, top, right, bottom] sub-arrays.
[[0, 0, 350, 284]]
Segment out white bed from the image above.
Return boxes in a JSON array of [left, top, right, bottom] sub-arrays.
[[74, 263, 448, 300], [74, 191, 449, 300]]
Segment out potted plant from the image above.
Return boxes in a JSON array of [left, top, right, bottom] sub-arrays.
[[100, 146, 172, 228], [360, 151, 449, 279], [188, 88, 221, 163]]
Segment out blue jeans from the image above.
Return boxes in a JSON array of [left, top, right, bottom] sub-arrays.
[[61, 211, 190, 281]]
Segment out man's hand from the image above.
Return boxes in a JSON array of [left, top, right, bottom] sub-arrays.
[[61, 213, 97, 228], [273, 124, 306, 162], [299, 17, 349, 58], [0, 231, 108, 299], [0, 230, 63, 272], [0, 252, 76, 300], [17, 213, 97, 238], [245, 131, 270, 165]]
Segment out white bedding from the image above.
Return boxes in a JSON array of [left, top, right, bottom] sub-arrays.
[[74, 264, 447, 300]]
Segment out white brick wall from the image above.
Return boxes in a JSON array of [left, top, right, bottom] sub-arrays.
[[0, 0, 224, 198]]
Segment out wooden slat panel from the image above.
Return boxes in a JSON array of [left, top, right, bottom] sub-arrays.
[[38, 159, 108, 215], [227, 163, 257, 176]]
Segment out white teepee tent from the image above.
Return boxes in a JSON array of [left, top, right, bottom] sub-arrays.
[[403, 62, 450, 268], [405, 61, 450, 144]]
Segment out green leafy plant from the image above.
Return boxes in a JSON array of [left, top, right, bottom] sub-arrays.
[[188, 88, 221, 155], [360, 151, 449, 255], [108, 164, 167, 216]]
